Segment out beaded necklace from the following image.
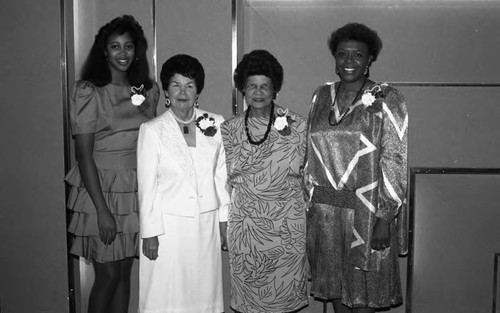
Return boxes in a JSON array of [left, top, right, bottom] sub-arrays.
[[244, 101, 275, 146], [171, 109, 196, 134], [328, 79, 366, 126]]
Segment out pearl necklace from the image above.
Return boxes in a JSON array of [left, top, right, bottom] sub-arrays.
[[244, 101, 275, 146], [328, 79, 366, 126], [170, 109, 196, 134]]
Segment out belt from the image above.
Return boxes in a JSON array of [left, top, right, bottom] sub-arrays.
[[311, 186, 357, 208]]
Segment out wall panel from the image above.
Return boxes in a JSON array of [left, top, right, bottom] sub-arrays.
[[0, 0, 69, 312], [155, 0, 233, 118], [411, 173, 500, 312], [400, 86, 500, 168]]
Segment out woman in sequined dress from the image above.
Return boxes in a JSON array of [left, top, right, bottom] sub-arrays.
[[304, 23, 409, 313]]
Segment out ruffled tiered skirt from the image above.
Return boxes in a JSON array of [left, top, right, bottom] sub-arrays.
[[65, 163, 139, 262]]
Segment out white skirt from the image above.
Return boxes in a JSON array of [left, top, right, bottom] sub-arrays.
[[139, 209, 223, 313]]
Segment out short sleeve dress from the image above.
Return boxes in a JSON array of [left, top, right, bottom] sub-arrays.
[[65, 80, 159, 262], [220, 107, 309, 313], [304, 82, 408, 308]]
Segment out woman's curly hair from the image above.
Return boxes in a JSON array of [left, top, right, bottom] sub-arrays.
[[234, 50, 284, 96], [160, 54, 205, 94], [328, 23, 383, 65], [81, 15, 153, 90]]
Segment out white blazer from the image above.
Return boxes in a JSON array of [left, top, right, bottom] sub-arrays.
[[137, 108, 230, 239]]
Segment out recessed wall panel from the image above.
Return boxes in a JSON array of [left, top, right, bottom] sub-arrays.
[[399, 86, 500, 168], [411, 174, 500, 313]]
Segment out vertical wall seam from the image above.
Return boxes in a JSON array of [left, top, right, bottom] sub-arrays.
[[231, 0, 238, 116], [152, 0, 157, 82], [60, 0, 75, 312]]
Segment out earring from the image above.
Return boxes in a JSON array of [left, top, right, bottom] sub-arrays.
[[274, 93, 278, 100], [364, 67, 370, 77], [194, 101, 199, 108], [243, 97, 248, 110], [165, 98, 171, 107], [335, 68, 340, 75]]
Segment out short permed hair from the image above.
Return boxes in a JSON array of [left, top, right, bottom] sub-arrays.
[[81, 15, 153, 90], [233, 50, 284, 95], [160, 54, 205, 94], [328, 23, 383, 64]]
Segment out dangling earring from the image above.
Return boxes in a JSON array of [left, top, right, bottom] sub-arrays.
[[335, 68, 340, 75], [165, 98, 171, 107], [364, 67, 370, 77], [243, 97, 248, 111], [274, 93, 278, 100], [194, 101, 199, 108]]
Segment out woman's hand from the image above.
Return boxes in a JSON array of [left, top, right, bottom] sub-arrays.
[[74, 133, 118, 246], [97, 210, 117, 245], [143, 236, 159, 260], [371, 218, 390, 251], [219, 222, 228, 251]]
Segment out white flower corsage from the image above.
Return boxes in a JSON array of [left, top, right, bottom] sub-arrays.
[[196, 113, 217, 136], [361, 83, 388, 112], [361, 92, 377, 107], [131, 84, 146, 106], [273, 108, 294, 136]]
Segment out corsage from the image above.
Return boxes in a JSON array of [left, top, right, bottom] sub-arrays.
[[196, 113, 217, 137], [273, 108, 294, 136], [361, 82, 388, 113], [131, 84, 146, 106]]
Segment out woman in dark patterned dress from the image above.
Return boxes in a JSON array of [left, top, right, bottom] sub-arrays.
[[65, 15, 159, 313], [304, 23, 408, 313], [220, 50, 308, 313]]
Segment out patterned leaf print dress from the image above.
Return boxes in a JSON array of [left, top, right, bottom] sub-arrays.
[[221, 107, 309, 313], [304, 82, 408, 308]]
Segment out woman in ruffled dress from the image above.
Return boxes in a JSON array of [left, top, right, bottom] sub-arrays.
[[220, 50, 309, 313], [304, 23, 408, 313], [65, 15, 159, 313]]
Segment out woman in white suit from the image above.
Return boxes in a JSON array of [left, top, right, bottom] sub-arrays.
[[137, 54, 230, 313]]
